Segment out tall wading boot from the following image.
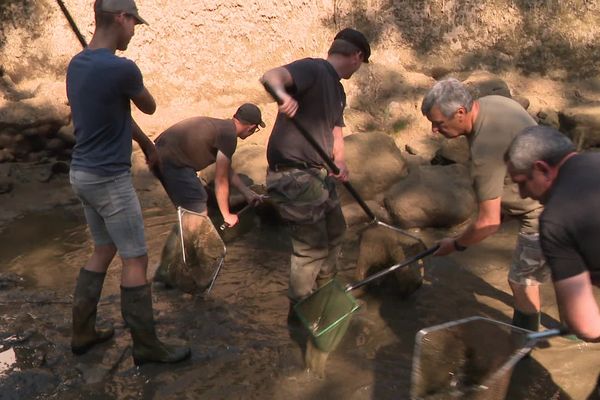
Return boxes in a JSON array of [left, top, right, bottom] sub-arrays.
[[287, 299, 301, 327], [71, 268, 115, 355], [121, 284, 191, 365], [512, 309, 541, 332], [153, 225, 179, 287]]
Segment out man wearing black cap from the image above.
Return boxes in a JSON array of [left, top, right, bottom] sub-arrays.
[[152, 103, 266, 287], [260, 28, 370, 324]]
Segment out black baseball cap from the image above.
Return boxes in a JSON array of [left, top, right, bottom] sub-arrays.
[[334, 28, 371, 63], [234, 103, 265, 127]]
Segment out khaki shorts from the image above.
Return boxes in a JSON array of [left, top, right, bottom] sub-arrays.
[[508, 232, 550, 286]]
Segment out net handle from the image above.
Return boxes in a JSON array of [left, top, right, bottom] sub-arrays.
[[346, 244, 439, 292]]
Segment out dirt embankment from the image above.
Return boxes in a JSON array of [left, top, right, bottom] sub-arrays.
[[1, 0, 600, 226]]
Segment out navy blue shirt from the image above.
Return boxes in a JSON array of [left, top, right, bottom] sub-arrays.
[[66, 48, 144, 176]]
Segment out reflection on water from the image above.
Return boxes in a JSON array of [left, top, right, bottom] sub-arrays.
[[0, 208, 87, 288]]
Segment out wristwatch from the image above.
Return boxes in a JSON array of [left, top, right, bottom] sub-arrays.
[[453, 239, 467, 252]]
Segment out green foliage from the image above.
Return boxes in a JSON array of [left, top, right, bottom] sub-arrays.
[[392, 118, 409, 133]]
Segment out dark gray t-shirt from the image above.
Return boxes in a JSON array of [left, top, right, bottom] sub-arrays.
[[155, 117, 237, 171], [540, 153, 600, 285], [267, 58, 346, 168], [66, 48, 143, 176]]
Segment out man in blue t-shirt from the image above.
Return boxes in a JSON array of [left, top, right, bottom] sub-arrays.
[[260, 28, 370, 324], [66, 0, 189, 365]]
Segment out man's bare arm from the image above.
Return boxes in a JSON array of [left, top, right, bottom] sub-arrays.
[[555, 272, 600, 342], [131, 87, 156, 115], [435, 197, 502, 256], [260, 67, 297, 118]]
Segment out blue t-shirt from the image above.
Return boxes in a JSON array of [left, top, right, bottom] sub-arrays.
[[66, 48, 144, 176]]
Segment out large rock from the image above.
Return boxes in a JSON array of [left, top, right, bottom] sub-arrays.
[[538, 108, 560, 129], [354, 226, 427, 298], [384, 164, 475, 228], [340, 132, 408, 205], [433, 136, 470, 165], [231, 144, 267, 187], [341, 199, 391, 227], [0, 81, 70, 131], [463, 70, 512, 99], [559, 105, 600, 148]]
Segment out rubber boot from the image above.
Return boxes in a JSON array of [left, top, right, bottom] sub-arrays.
[[512, 309, 540, 332], [121, 284, 191, 366], [71, 268, 115, 355], [153, 225, 179, 287], [287, 299, 301, 327]]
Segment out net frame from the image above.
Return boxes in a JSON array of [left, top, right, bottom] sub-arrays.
[[294, 279, 360, 352], [410, 316, 540, 400]]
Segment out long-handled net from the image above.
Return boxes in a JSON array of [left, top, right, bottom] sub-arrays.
[[411, 316, 565, 400], [294, 246, 438, 352], [169, 206, 226, 295]]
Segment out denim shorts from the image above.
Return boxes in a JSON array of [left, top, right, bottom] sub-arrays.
[[159, 161, 207, 213], [70, 169, 147, 259]]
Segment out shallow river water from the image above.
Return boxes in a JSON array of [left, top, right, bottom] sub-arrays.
[[0, 206, 598, 399]]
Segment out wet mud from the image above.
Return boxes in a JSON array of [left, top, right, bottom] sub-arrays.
[[0, 207, 598, 399]]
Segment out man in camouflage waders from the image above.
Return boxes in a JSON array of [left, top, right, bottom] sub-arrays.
[[260, 28, 371, 324]]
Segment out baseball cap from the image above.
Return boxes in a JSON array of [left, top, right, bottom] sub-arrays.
[[334, 28, 371, 63], [234, 103, 265, 128], [98, 0, 148, 25]]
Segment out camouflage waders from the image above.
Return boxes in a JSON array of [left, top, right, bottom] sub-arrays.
[[266, 167, 346, 302]]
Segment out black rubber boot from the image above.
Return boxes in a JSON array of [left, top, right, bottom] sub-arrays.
[[121, 284, 190, 366], [153, 225, 178, 287], [71, 268, 114, 355], [512, 309, 540, 332], [287, 299, 302, 327]]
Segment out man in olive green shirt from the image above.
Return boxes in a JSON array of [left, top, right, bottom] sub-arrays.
[[421, 78, 548, 331]]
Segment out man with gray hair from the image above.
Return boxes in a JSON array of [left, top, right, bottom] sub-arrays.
[[506, 126, 599, 399], [505, 125, 600, 342], [421, 78, 549, 332]]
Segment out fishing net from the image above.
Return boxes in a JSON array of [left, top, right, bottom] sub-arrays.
[[294, 279, 360, 352], [158, 210, 226, 295], [411, 316, 534, 400]]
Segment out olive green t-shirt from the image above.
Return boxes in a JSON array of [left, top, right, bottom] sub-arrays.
[[469, 95, 542, 233], [154, 117, 237, 171]]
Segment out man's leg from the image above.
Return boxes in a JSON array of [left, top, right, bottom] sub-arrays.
[[509, 281, 541, 330], [69, 170, 120, 354], [87, 171, 190, 364], [316, 205, 346, 288], [71, 243, 117, 354], [288, 219, 329, 301], [509, 232, 549, 331], [154, 161, 210, 290], [153, 224, 179, 285]]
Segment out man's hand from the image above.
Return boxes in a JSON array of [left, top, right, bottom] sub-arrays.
[[434, 237, 457, 256], [278, 91, 299, 118], [244, 190, 267, 207], [222, 213, 239, 228], [143, 143, 161, 170], [330, 160, 349, 182]]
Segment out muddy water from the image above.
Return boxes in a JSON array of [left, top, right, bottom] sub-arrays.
[[0, 208, 598, 399]]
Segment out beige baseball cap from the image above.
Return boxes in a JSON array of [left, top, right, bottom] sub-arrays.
[[99, 0, 148, 25]]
